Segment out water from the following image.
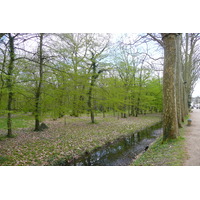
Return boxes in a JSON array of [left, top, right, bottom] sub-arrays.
[[66, 122, 163, 166]]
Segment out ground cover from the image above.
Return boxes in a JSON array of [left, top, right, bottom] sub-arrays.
[[0, 114, 34, 130], [132, 121, 188, 166], [0, 113, 161, 166]]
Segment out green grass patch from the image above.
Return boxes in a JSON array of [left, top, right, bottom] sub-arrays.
[[132, 128, 187, 166], [0, 156, 9, 164], [0, 114, 34, 129], [0, 135, 7, 141]]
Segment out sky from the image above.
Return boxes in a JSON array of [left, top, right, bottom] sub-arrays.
[[192, 79, 200, 97]]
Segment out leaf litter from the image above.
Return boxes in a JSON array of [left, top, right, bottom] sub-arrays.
[[0, 114, 161, 166]]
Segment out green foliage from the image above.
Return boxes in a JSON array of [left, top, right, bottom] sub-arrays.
[[0, 33, 163, 132]]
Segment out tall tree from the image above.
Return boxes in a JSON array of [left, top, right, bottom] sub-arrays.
[[161, 33, 180, 140], [0, 37, 8, 110], [182, 33, 200, 113], [175, 34, 183, 128], [6, 33, 15, 137], [34, 33, 44, 131], [0, 33, 22, 137], [54, 33, 89, 117], [87, 37, 110, 122], [87, 51, 107, 123]]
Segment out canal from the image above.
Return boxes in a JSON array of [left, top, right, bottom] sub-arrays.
[[65, 122, 163, 166]]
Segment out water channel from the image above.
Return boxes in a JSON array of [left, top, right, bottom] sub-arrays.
[[66, 122, 163, 166]]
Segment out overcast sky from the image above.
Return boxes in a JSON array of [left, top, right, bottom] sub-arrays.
[[192, 79, 200, 97]]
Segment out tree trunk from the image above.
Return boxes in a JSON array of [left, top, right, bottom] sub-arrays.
[[87, 52, 104, 123], [175, 34, 182, 128], [72, 92, 79, 117], [7, 34, 15, 137], [88, 76, 95, 123], [34, 33, 44, 131], [183, 33, 189, 116], [0, 49, 6, 108], [162, 33, 179, 141]]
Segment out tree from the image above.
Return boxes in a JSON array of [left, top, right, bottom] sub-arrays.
[[34, 33, 44, 131], [182, 33, 200, 114], [53, 33, 89, 117], [147, 33, 187, 140], [112, 35, 159, 117], [0, 33, 26, 137], [16, 33, 51, 131], [7, 34, 16, 137], [0, 34, 19, 137], [161, 33, 180, 140], [175, 34, 183, 128], [86, 34, 110, 123], [4, 32, 200, 141], [0, 36, 8, 111]]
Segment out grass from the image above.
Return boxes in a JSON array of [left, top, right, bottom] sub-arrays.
[[0, 156, 9, 164], [132, 122, 188, 166], [0, 113, 162, 166], [0, 114, 34, 129], [0, 135, 7, 141]]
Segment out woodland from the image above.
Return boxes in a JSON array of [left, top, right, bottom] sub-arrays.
[[0, 33, 200, 165]]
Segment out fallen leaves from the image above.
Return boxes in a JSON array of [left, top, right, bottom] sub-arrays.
[[0, 113, 161, 166]]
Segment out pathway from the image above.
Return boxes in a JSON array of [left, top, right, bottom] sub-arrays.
[[184, 109, 200, 166]]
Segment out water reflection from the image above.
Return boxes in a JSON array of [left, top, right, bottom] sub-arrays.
[[67, 123, 162, 166]]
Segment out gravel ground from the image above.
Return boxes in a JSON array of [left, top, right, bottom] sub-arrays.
[[184, 109, 200, 166]]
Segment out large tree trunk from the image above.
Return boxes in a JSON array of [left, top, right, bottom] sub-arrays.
[[175, 34, 182, 128], [34, 33, 44, 131], [162, 33, 179, 141], [7, 34, 15, 137], [88, 64, 98, 123], [87, 52, 103, 124], [183, 33, 189, 116]]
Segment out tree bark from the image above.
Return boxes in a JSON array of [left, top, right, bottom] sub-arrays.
[[0, 46, 7, 109], [88, 83, 95, 123], [87, 52, 105, 123], [88, 58, 97, 124], [162, 33, 179, 140], [34, 33, 44, 131], [7, 34, 15, 137], [175, 34, 182, 128], [183, 33, 189, 116]]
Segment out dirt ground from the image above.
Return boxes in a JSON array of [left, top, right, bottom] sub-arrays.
[[184, 109, 200, 166]]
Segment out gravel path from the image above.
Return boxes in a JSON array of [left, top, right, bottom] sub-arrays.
[[184, 109, 200, 166]]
